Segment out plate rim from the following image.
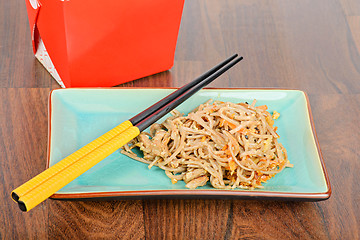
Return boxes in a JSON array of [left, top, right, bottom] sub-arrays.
[[47, 87, 332, 201]]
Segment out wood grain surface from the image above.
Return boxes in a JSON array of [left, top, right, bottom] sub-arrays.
[[1, 0, 359, 239]]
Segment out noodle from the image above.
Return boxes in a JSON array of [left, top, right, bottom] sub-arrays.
[[121, 100, 293, 190]]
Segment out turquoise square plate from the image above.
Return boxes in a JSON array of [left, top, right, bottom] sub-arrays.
[[48, 88, 331, 201]]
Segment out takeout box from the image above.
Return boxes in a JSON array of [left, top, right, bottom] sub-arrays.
[[25, 0, 185, 87]]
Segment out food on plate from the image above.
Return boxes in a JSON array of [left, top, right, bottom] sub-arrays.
[[121, 99, 292, 189]]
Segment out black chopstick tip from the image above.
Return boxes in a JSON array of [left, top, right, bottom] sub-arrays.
[[236, 56, 243, 61], [18, 201, 27, 212], [11, 192, 19, 202]]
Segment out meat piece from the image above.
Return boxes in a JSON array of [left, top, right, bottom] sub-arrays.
[[149, 123, 163, 137], [185, 175, 209, 189], [150, 130, 167, 156], [138, 133, 152, 153], [183, 169, 207, 183]]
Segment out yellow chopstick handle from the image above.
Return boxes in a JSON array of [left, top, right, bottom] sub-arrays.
[[12, 120, 133, 202], [17, 126, 140, 212]]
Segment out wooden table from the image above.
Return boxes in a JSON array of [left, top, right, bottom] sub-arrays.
[[1, 0, 359, 239]]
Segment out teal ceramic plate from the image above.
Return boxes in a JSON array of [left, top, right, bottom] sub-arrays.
[[48, 88, 331, 201]]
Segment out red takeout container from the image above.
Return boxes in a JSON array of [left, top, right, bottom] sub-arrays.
[[25, 0, 185, 87]]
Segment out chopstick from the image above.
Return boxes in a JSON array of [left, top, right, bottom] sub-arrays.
[[11, 54, 238, 204], [130, 53, 239, 125], [137, 56, 243, 131], [11, 54, 243, 212]]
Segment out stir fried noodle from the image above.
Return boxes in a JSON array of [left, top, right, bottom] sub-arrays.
[[122, 100, 292, 189]]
